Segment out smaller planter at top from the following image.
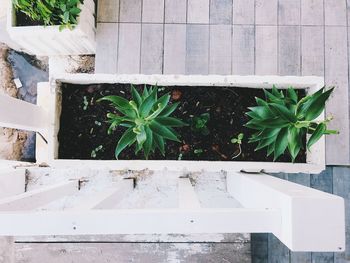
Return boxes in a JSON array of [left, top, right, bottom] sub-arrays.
[[7, 0, 96, 56]]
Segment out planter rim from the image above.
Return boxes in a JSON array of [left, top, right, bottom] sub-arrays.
[[43, 74, 326, 174]]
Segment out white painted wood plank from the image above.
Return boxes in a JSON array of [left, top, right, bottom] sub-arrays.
[[178, 178, 201, 209], [210, 0, 232, 24], [255, 0, 277, 25], [0, 94, 47, 133], [278, 26, 300, 75], [232, 25, 255, 74], [142, 0, 164, 23], [186, 25, 209, 74], [301, 0, 324, 25], [140, 24, 164, 74], [119, 0, 142, 22], [72, 180, 134, 210], [95, 23, 118, 74], [325, 26, 350, 165], [164, 24, 186, 74], [187, 0, 209, 23], [117, 23, 141, 74], [209, 25, 232, 74], [164, 0, 187, 23], [324, 0, 347, 26], [301, 26, 324, 76], [233, 0, 254, 25], [255, 26, 278, 74], [0, 209, 279, 236], [97, 0, 119, 22], [0, 181, 79, 211], [278, 0, 300, 25], [15, 242, 252, 263], [0, 169, 25, 199], [227, 172, 345, 252]]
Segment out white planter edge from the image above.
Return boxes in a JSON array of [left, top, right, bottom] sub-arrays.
[[40, 74, 326, 174], [6, 0, 96, 56]]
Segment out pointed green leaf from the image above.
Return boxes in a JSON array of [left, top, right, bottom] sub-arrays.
[[115, 128, 136, 159], [154, 133, 165, 156], [143, 126, 153, 159], [269, 103, 297, 123], [131, 85, 142, 106], [149, 120, 180, 142], [156, 117, 187, 127], [307, 123, 326, 150], [274, 128, 289, 161]]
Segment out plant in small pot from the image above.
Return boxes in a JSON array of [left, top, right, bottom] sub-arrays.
[[245, 86, 338, 162], [8, 0, 96, 55]]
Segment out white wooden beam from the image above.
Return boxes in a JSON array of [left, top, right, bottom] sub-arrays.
[[0, 208, 280, 236], [71, 179, 134, 210], [0, 94, 48, 133], [227, 172, 345, 252], [178, 177, 201, 209], [0, 169, 25, 198], [0, 181, 79, 211]]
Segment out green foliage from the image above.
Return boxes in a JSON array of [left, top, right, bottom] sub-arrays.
[[231, 133, 244, 145], [245, 86, 338, 162], [191, 113, 210, 135], [12, 0, 83, 30], [98, 85, 187, 159]]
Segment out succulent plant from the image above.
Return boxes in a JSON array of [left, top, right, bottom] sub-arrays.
[[245, 86, 338, 162], [98, 85, 187, 159]]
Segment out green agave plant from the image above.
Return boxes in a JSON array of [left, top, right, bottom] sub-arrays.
[[245, 86, 338, 162], [98, 85, 187, 159]]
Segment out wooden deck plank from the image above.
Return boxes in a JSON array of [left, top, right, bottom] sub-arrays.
[[232, 0, 254, 25], [333, 167, 350, 262], [255, 26, 278, 74], [95, 23, 118, 74], [187, 0, 210, 24], [140, 24, 164, 74], [255, 0, 278, 25], [119, 0, 142, 22], [209, 25, 232, 74], [163, 24, 186, 74], [325, 26, 350, 165], [164, 0, 187, 23], [185, 25, 209, 74], [301, 26, 324, 76], [97, 0, 119, 23], [232, 25, 255, 74], [142, 0, 164, 23], [209, 0, 233, 24], [117, 23, 141, 74], [15, 242, 251, 263], [310, 167, 335, 263], [267, 235, 289, 263], [324, 0, 347, 26], [278, 0, 300, 26], [287, 173, 312, 263], [278, 25, 301, 75], [301, 0, 324, 26], [251, 233, 268, 263]]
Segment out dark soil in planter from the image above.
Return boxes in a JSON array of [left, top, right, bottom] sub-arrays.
[[58, 83, 306, 163], [15, 11, 45, 27]]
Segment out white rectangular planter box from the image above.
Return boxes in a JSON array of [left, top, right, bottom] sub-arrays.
[[6, 0, 96, 56], [43, 74, 326, 174]]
